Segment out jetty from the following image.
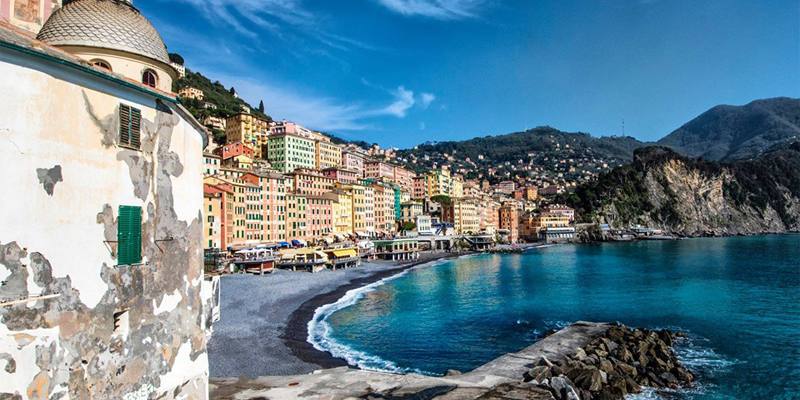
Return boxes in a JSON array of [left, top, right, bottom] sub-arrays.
[[209, 322, 693, 399]]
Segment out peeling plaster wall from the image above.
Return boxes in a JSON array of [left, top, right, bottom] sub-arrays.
[[0, 50, 208, 399]]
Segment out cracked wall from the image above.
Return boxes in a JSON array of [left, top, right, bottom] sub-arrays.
[[0, 51, 208, 399]]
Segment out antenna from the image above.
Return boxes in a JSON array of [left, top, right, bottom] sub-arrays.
[[622, 119, 626, 136]]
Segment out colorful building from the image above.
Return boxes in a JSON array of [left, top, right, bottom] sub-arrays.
[[323, 167, 360, 184], [307, 195, 334, 240], [315, 139, 342, 170], [225, 112, 270, 158], [204, 190, 223, 249], [290, 168, 335, 197], [442, 198, 480, 234], [330, 190, 353, 235], [426, 168, 453, 197], [499, 202, 520, 243], [365, 160, 395, 180], [341, 148, 367, 177], [267, 133, 316, 173], [203, 152, 221, 176]]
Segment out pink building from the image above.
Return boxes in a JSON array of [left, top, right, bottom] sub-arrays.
[[290, 168, 335, 197], [323, 167, 360, 185], [307, 195, 334, 241], [341, 150, 366, 177], [365, 160, 395, 180], [393, 166, 416, 193], [412, 176, 426, 199]]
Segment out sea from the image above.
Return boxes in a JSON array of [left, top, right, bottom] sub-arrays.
[[308, 235, 800, 399]]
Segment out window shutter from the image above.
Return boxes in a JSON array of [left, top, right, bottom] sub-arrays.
[[119, 104, 131, 146], [130, 107, 141, 148], [118, 205, 142, 265], [118, 104, 142, 149]]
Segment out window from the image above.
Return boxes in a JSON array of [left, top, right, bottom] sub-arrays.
[[90, 59, 112, 71], [119, 104, 142, 149], [118, 205, 142, 265], [142, 69, 158, 88]]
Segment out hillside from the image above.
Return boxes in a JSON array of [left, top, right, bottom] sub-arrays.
[[173, 69, 271, 143], [563, 144, 800, 236], [394, 126, 647, 183], [658, 97, 800, 161]]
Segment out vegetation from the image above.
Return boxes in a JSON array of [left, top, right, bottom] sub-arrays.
[[173, 69, 272, 144], [562, 143, 800, 229], [658, 97, 800, 161]]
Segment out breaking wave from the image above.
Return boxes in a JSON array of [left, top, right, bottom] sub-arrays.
[[306, 258, 452, 375]]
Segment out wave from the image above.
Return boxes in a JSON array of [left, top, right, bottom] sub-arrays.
[[627, 331, 737, 399], [306, 257, 455, 375]]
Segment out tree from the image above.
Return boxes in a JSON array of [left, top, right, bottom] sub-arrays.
[[258, 100, 265, 114], [229, 87, 236, 96], [401, 221, 416, 232]]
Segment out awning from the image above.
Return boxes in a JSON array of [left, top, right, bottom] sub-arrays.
[[332, 249, 357, 258]]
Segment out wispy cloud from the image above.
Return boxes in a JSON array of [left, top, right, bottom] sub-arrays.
[[216, 75, 427, 131], [164, 0, 374, 52], [375, 0, 487, 19]]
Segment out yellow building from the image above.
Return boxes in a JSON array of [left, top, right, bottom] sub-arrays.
[[204, 190, 223, 249], [452, 175, 464, 198], [315, 139, 342, 170], [178, 86, 204, 100], [222, 153, 253, 170], [225, 112, 270, 158], [442, 198, 480, 234], [286, 192, 308, 241], [426, 168, 452, 197], [329, 190, 353, 235]]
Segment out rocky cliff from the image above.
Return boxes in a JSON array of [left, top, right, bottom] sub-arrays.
[[565, 144, 800, 236]]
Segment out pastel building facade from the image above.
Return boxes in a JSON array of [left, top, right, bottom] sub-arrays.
[[267, 133, 315, 173]]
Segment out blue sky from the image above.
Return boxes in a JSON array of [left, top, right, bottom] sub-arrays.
[[142, 0, 800, 148]]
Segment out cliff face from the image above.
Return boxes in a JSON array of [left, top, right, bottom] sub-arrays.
[[567, 145, 800, 236]]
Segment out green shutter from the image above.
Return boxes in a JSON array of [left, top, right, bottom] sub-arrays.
[[118, 104, 142, 149], [119, 105, 131, 146], [118, 205, 142, 265]]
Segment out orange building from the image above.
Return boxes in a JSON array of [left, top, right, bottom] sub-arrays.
[[499, 202, 519, 243]]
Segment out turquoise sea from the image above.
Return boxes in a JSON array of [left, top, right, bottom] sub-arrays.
[[309, 235, 800, 399]]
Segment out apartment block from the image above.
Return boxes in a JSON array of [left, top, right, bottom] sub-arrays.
[[316, 140, 342, 170], [267, 133, 316, 173], [226, 113, 270, 158], [290, 168, 335, 197]]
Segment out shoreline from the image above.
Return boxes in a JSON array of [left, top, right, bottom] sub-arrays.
[[281, 251, 469, 372]]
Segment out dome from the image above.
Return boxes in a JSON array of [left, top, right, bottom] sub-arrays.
[[36, 0, 170, 64]]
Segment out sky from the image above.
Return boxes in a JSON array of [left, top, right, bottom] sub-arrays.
[[141, 0, 800, 148]]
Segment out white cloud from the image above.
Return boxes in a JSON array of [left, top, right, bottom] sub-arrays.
[[165, 0, 373, 51], [216, 77, 422, 131], [375, 0, 487, 19], [419, 92, 436, 109], [381, 86, 416, 118]]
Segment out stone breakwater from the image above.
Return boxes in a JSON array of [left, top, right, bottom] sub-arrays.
[[209, 322, 696, 399], [519, 324, 694, 400]]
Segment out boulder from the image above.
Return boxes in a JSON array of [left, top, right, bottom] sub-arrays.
[[524, 365, 553, 383], [549, 375, 580, 400], [574, 369, 604, 392]]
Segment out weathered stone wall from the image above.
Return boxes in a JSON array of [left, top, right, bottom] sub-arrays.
[[0, 49, 207, 398]]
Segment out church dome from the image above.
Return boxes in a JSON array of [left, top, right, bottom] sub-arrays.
[[36, 0, 170, 64]]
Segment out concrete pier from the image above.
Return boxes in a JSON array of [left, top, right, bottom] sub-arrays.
[[210, 322, 613, 399]]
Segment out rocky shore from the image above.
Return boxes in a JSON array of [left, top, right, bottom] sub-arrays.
[[518, 324, 694, 400], [210, 322, 696, 399]]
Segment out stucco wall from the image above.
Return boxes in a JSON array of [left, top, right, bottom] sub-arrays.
[[0, 49, 207, 399]]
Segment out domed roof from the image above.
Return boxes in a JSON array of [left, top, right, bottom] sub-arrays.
[[36, 0, 170, 64]]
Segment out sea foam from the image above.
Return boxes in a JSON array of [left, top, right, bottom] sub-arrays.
[[307, 257, 452, 375]]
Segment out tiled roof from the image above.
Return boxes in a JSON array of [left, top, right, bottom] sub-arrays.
[[37, 0, 169, 64]]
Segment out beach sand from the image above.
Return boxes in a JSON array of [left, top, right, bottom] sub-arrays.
[[207, 251, 460, 378]]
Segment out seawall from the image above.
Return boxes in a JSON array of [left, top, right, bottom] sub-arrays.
[[209, 321, 694, 399]]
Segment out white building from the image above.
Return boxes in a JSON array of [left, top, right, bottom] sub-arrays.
[[0, 1, 214, 398]]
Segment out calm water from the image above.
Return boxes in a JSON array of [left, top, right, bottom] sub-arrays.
[[309, 235, 800, 399]]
